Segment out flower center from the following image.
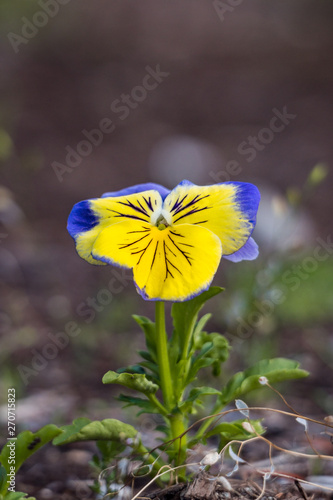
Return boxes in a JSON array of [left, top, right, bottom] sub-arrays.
[[151, 207, 172, 230], [156, 214, 169, 231]]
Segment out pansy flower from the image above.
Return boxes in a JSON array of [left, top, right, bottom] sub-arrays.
[[67, 180, 260, 301]]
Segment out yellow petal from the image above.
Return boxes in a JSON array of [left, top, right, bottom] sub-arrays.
[[92, 222, 222, 301], [92, 220, 153, 269], [133, 224, 222, 301], [164, 182, 260, 256], [68, 190, 162, 264], [90, 190, 162, 224]]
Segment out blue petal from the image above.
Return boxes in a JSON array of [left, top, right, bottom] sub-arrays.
[[224, 181, 260, 228], [223, 237, 259, 262], [67, 200, 99, 239], [102, 183, 170, 200]]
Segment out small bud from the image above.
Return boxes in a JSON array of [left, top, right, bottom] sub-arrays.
[[242, 422, 255, 433], [259, 376, 268, 385]]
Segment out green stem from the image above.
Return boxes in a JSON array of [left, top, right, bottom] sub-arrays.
[[135, 441, 167, 482], [169, 412, 187, 468], [155, 301, 173, 410], [155, 302, 187, 468], [147, 394, 169, 417], [175, 316, 197, 399], [180, 317, 197, 363]]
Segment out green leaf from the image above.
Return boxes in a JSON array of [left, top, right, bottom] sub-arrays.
[[193, 314, 212, 337], [96, 440, 126, 464], [194, 333, 230, 362], [117, 365, 146, 375], [52, 418, 90, 445], [197, 333, 230, 376], [172, 287, 224, 353], [179, 386, 220, 413], [1, 493, 35, 500], [117, 395, 159, 414], [185, 343, 214, 384], [53, 418, 137, 446], [0, 467, 7, 494], [185, 334, 230, 383], [102, 371, 158, 395], [137, 350, 155, 363], [205, 419, 264, 448], [218, 358, 309, 407], [133, 316, 156, 353], [0, 424, 62, 493], [138, 361, 159, 377]]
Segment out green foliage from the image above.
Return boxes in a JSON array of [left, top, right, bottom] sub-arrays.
[[218, 358, 308, 407], [205, 419, 265, 448], [0, 492, 35, 500], [0, 425, 62, 477], [117, 394, 159, 414], [108, 288, 228, 417], [0, 425, 62, 497], [102, 371, 158, 395], [179, 387, 220, 414], [191, 331, 230, 378], [101, 288, 308, 478], [171, 286, 224, 355], [53, 418, 137, 446]]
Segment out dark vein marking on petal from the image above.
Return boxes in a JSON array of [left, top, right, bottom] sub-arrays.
[[164, 243, 177, 257], [105, 208, 149, 223], [118, 233, 149, 249], [177, 241, 194, 248], [118, 199, 149, 217], [143, 196, 153, 212], [169, 230, 185, 238], [127, 227, 151, 234], [170, 194, 188, 212], [151, 241, 159, 270], [134, 239, 153, 265], [168, 235, 193, 266], [163, 241, 179, 280], [173, 206, 210, 224], [167, 258, 182, 274], [172, 194, 210, 215], [137, 199, 148, 213]]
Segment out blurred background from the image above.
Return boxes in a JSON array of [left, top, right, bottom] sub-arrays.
[[0, 0, 333, 494]]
